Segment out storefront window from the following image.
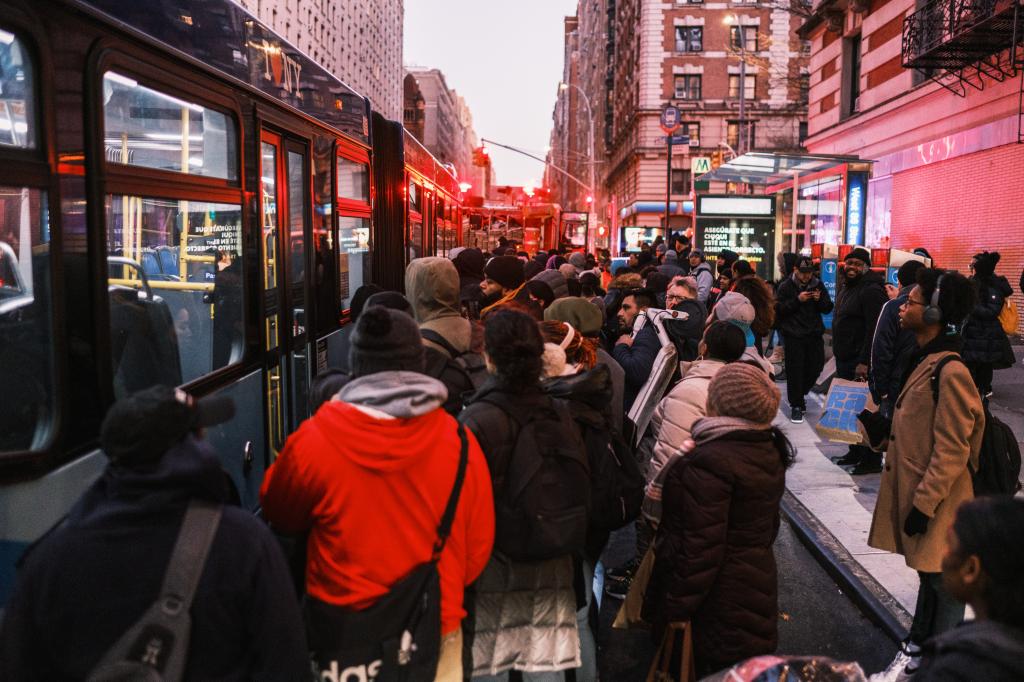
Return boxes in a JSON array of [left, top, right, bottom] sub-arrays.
[[865, 176, 892, 248], [797, 176, 843, 246]]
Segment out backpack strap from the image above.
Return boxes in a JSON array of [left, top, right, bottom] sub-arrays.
[[432, 424, 470, 560], [420, 328, 462, 359], [160, 500, 224, 615], [930, 353, 964, 404]]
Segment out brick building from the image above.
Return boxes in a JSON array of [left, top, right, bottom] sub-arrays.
[[233, 0, 404, 120], [403, 68, 484, 192], [549, 0, 810, 254], [800, 0, 1024, 330]]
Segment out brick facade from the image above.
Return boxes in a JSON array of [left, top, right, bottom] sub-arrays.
[[890, 143, 1024, 333]]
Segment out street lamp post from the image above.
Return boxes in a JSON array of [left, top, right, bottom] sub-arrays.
[[559, 81, 596, 238]]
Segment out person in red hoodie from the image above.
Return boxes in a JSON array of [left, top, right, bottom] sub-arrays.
[[260, 305, 495, 681]]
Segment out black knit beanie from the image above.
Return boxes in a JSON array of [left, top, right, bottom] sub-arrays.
[[484, 255, 525, 290], [349, 306, 424, 377], [897, 259, 925, 287]]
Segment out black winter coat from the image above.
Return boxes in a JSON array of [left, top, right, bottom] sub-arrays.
[[915, 620, 1024, 681], [612, 322, 662, 411], [962, 275, 1014, 367], [869, 288, 919, 404], [774, 275, 833, 338], [832, 271, 887, 363], [643, 428, 786, 672], [0, 437, 309, 681]]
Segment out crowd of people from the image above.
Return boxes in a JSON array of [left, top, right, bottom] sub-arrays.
[[2, 234, 1021, 682]]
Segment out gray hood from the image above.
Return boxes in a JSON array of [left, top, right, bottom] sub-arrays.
[[405, 257, 462, 324], [335, 371, 448, 418]]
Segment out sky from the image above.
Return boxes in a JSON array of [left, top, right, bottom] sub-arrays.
[[403, 0, 578, 187]]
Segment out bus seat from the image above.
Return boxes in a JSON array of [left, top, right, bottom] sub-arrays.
[[108, 286, 183, 396]]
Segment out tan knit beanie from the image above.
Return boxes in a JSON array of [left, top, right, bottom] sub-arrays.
[[706, 362, 780, 425]]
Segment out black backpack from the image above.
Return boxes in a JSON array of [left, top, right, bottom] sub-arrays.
[[478, 395, 591, 561], [87, 501, 223, 682], [569, 401, 644, 533], [931, 355, 1022, 497], [421, 329, 487, 415]]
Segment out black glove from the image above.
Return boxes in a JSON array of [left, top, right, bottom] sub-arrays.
[[904, 507, 930, 537], [857, 409, 891, 450]]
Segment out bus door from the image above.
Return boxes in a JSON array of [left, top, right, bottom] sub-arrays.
[[259, 131, 311, 458]]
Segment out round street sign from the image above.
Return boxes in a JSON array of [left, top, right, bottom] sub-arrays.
[[660, 105, 681, 134]]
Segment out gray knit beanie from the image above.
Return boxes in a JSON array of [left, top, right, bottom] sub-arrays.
[[532, 269, 569, 299], [350, 306, 425, 377], [706, 362, 780, 425]]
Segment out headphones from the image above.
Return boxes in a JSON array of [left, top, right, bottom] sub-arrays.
[[923, 273, 945, 325]]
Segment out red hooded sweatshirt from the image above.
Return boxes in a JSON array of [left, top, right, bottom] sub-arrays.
[[260, 395, 494, 635]]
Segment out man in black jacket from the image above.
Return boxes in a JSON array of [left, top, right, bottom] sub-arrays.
[[0, 387, 308, 680], [832, 247, 888, 473], [869, 259, 926, 419], [612, 289, 662, 413], [775, 257, 833, 423]]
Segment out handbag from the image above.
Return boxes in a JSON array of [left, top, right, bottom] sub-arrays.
[[647, 621, 696, 682], [305, 425, 470, 682], [998, 297, 1019, 335], [612, 546, 655, 630]]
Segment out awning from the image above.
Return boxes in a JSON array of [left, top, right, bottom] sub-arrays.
[[619, 200, 693, 220], [696, 152, 871, 186]]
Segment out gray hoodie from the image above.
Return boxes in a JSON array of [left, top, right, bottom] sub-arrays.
[[405, 257, 473, 355], [336, 371, 448, 419]]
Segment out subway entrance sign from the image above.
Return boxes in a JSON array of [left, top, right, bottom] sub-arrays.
[[695, 195, 776, 280], [691, 157, 712, 175]]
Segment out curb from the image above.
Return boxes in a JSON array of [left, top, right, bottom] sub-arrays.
[[781, 490, 912, 644]]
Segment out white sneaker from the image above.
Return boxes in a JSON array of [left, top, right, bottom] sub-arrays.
[[868, 643, 921, 682]]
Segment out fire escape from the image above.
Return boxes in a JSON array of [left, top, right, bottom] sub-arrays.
[[902, 0, 1024, 141]]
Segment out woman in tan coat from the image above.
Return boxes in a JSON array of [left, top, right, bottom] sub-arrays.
[[862, 268, 984, 678]]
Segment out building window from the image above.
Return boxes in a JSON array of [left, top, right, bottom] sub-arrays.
[[671, 169, 691, 195], [800, 39, 812, 55], [728, 74, 756, 100], [681, 121, 700, 146], [799, 73, 810, 103], [674, 74, 702, 100], [674, 27, 703, 52], [842, 33, 862, 117], [727, 120, 756, 150], [730, 26, 758, 51], [799, 121, 808, 142]]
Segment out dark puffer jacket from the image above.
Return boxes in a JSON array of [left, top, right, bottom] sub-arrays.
[[643, 428, 786, 672], [774, 274, 833, 338], [962, 275, 1014, 367], [915, 620, 1024, 681], [832, 270, 887, 364]]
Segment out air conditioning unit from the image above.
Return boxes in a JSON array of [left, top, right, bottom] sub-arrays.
[[688, 138, 700, 147]]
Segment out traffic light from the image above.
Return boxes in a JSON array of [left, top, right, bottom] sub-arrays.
[[472, 146, 490, 167], [710, 150, 724, 169]]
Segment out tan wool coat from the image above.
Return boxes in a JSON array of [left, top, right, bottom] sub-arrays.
[[867, 351, 985, 573]]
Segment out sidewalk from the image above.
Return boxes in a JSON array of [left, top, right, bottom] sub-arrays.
[[772, 344, 1024, 628]]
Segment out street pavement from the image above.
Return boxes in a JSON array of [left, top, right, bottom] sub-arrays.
[[597, 519, 894, 680], [774, 344, 1024, 622]]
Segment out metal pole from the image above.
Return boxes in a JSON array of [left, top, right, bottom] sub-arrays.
[[738, 36, 747, 156], [790, 170, 800, 253], [665, 134, 673, 240]]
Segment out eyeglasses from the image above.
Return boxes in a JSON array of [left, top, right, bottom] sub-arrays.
[[666, 294, 685, 304], [904, 299, 927, 308]]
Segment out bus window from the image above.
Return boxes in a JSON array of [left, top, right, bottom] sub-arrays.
[[0, 29, 34, 150], [103, 72, 238, 181], [337, 156, 369, 203], [0, 31, 53, 453], [0, 188, 52, 452], [287, 150, 307, 338], [105, 197, 243, 395], [338, 216, 369, 310]]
